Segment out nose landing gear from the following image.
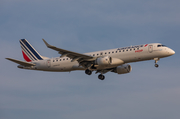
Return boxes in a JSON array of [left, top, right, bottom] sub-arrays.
[[155, 64, 159, 68], [154, 58, 160, 68]]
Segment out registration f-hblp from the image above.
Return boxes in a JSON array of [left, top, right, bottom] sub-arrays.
[[6, 39, 175, 80]]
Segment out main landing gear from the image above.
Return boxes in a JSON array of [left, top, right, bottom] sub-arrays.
[[154, 58, 160, 68], [85, 69, 105, 80], [85, 69, 92, 75], [98, 74, 105, 80]]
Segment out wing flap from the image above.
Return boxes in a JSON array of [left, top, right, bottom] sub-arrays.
[[42, 39, 95, 61], [6, 58, 35, 67]]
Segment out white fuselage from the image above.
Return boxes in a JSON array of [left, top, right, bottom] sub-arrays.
[[21, 43, 175, 72]]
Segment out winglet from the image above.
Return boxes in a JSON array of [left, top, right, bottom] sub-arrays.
[[42, 39, 50, 47], [42, 39, 56, 48]]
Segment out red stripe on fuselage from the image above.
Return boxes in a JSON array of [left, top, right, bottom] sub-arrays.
[[22, 51, 31, 62], [144, 44, 148, 47]]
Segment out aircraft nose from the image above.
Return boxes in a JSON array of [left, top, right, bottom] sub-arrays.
[[169, 49, 175, 55]]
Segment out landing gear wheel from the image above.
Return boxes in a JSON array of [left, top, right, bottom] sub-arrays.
[[98, 74, 105, 80], [85, 69, 92, 75], [155, 64, 159, 68]]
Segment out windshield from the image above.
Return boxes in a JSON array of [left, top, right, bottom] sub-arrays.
[[157, 45, 166, 47]]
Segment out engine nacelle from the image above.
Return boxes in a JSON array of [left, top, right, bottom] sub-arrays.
[[95, 56, 112, 66], [114, 64, 132, 74], [95, 56, 124, 68]]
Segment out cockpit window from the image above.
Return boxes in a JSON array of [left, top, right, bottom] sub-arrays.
[[157, 45, 166, 47]]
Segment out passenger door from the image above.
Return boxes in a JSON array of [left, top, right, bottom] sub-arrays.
[[148, 45, 153, 53]]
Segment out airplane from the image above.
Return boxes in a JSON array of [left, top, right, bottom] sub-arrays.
[[6, 39, 175, 80]]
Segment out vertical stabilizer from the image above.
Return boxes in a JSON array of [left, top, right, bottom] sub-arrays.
[[19, 39, 43, 62]]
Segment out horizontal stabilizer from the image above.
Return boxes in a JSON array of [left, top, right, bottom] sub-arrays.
[[6, 58, 35, 67]]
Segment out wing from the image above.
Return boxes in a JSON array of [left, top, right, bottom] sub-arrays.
[[42, 39, 96, 62], [6, 58, 35, 67]]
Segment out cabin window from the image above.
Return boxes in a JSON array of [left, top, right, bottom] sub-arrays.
[[116, 51, 117, 53], [126, 49, 128, 51], [63, 59, 65, 61], [130, 49, 132, 51], [119, 50, 121, 52], [60, 59, 61, 61], [97, 54, 99, 56], [67, 58, 68, 60], [100, 53, 103, 55], [109, 52, 110, 54], [93, 54, 95, 56], [112, 51, 114, 53], [123, 50, 124, 52], [105, 52, 107, 54]]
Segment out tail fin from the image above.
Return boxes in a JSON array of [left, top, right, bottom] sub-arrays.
[[20, 39, 43, 62]]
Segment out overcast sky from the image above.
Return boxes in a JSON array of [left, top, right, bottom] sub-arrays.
[[0, 0, 180, 119]]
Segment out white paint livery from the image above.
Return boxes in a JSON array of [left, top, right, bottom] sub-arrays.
[[6, 39, 175, 80]]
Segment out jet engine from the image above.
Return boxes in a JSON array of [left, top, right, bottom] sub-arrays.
[[95, 56, 112, 66], [94, 56, 124, 68], [113, 64, 132, 74]]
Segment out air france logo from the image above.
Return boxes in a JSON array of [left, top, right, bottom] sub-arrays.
[[117, 45, 144, 51]]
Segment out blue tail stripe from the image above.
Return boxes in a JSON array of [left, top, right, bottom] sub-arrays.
[[21, 46, 34, 60], [20, 41, 37, 60], [21, 39, 43, 60]]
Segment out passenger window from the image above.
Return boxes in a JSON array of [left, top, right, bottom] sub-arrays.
[[93, 54, 95, 56], [60, 59, 61, 61], [126, 49, 128, 51], [100, 53, 103, 55], [109, 52, 110, 54], [119, 50, 121, 52], [123, 50, 124, 52], [105, 52, 107, 54], [67, 58, 68, 60], [112, 51, 114, 53], [116, 51, 117, 53]]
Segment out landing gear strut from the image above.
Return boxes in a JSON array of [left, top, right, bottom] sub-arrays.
[[85, 69, 92, 75], [154, 58, 160, 68], [98, 74, 105, 80]]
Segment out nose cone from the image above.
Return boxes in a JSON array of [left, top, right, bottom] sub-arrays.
[[169, 49, 175, 55]]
